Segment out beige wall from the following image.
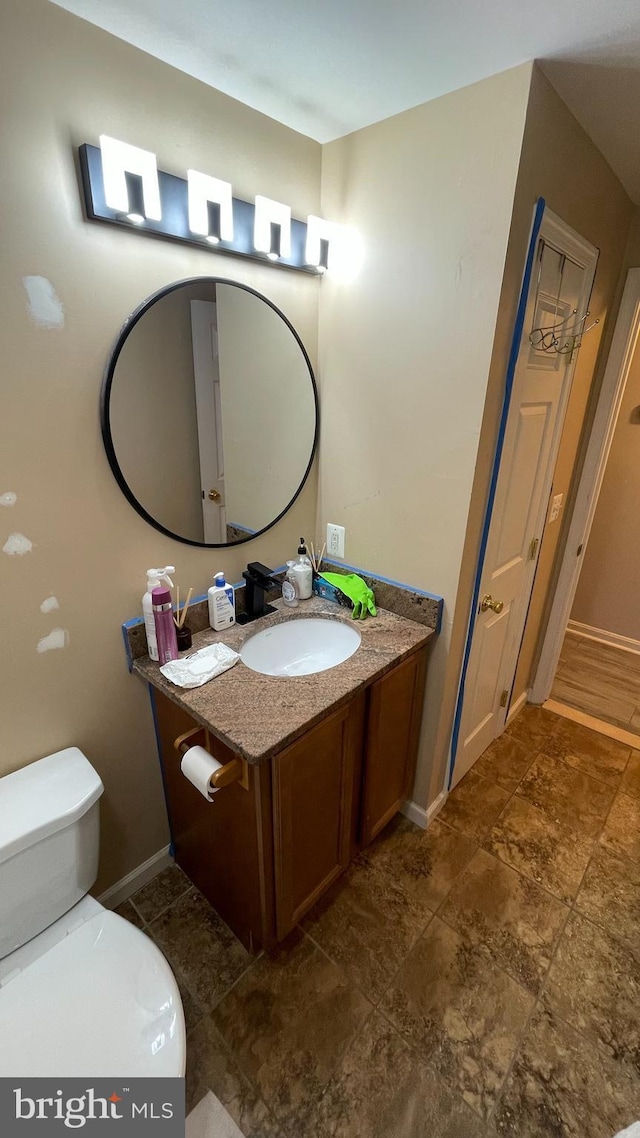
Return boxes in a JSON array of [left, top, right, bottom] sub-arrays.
[[0, 0, 321, 892], [317, 64, 534, 810], [217, 285, 317, 532], [509, 68, 633, 699], [571, 204, 640, 639]]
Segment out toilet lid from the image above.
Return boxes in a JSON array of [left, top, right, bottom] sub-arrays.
[[0, 911, 186, 1077]]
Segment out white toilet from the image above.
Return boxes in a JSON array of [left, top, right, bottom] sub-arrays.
[[0, 747, 186, 1077]]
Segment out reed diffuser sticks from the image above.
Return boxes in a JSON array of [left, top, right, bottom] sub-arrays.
[[173, 586, 194, 629], [308, 542, 326, 575]]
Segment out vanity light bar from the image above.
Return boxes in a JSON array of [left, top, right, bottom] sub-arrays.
[[79, 139, 334, 275]]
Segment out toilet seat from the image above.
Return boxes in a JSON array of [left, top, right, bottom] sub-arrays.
[[0, 908, 186, 1077]]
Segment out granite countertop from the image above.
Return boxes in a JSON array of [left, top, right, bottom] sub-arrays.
[[133, 597, 434, 764]]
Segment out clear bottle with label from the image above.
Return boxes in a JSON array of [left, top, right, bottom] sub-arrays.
[[142, 566, 175, 661], [208, 571, 236, 631], [291, 539, 313, 600], [282, 561, 299, 608]]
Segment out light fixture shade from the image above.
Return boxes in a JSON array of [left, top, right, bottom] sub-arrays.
[[254, 195, 291, 258], [187, 170, 234, 241], [99, 135, 161, 221], [306, 215, 335, 270]]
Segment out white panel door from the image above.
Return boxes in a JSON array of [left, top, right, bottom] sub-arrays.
[[190, 299, 226, 544], [452, 229, 595, 786]]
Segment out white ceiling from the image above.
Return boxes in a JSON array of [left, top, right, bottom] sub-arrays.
[[52, 0, 640, 203]]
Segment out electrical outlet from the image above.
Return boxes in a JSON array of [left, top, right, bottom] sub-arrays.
[[326, 522, 345, 559], [549, 493, 564, 524]]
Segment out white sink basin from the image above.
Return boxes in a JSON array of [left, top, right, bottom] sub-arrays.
[[240, 617, 361, 677]]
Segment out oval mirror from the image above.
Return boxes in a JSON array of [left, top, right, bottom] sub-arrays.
[[101, 278, 319, 546]]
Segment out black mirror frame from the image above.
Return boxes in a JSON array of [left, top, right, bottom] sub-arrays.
[[100, 276, 320, 548]]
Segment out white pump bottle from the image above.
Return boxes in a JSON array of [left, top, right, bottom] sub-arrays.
[[143, 566, 175, 661]]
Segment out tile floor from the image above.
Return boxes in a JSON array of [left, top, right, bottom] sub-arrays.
[[118, 704, 640, 1137], [552, 630, 640, 734]]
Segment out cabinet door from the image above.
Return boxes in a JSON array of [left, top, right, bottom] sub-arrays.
[[360, 648, 428, 847], [272, 695, 364, 941], [152, 691, 275, 953]]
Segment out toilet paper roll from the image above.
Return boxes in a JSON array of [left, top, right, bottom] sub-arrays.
[[180, 745, 224, 801]]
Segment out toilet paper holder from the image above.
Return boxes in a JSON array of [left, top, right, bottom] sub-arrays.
[[173, 727, 249, 790]]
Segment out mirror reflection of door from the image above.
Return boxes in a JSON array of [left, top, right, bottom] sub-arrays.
[[190, 299, 226, 544]]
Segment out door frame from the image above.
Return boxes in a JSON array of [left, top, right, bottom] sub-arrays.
[[448, 200, 599, 787], [531, 267, 640, 702]]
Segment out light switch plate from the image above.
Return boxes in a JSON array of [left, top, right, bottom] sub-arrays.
[[549, 493, 564, 524], [327, 522, 345, 559]]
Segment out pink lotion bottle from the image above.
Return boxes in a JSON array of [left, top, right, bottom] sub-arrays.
[[152, 586, 178, 664]]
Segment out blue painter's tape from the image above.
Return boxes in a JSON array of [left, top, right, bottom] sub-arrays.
[[448, 197, 546, 787], [226, 522, 257, 536], [322, 556, 443, 603], [322, 556, 444, 632], [147, 684, 175, 856], [323, 556, 443, 598], [121, 570, 291, 669], [123, 562, 434, 669], [121, 622, 134, 673]]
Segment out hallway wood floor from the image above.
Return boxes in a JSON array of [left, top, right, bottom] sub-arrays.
[[551, 630, 640, 735]]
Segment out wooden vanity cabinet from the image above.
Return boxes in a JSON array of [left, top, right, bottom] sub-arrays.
[[151, 644, 427, 952], [360, 648, 428, 846]]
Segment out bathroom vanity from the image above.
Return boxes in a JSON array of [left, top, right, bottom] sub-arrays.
[[134, 599, 433, 952], [106, 275, 441, 953]]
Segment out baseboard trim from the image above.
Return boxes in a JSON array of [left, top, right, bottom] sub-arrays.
[[97, 845, 173, 910], [567, 620, 640, 657], [401, 789, 447, 831], [506, 690, 528, 724]]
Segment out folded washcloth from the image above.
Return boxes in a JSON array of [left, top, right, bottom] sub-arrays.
[[160, 643, 239, 688]]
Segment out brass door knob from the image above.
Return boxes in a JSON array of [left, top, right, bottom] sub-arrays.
[[208, 489, 221, 502], [481, 594, 504, 614]]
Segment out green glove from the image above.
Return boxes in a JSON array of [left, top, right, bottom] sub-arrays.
[[320, 572, 377, 620]]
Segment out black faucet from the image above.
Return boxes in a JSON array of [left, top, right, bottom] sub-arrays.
[[237, 562, 278, 625]]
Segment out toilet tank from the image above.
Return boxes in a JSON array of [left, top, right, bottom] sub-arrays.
[[0, 748, 104, 959]]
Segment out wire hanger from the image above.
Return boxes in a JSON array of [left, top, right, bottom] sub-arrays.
[[528, 240, 599, 356], [551, 311, 600, 355]]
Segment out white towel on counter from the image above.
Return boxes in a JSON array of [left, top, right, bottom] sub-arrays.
[[613, 1124, 640, 1137], [160, 643, 239, 688]]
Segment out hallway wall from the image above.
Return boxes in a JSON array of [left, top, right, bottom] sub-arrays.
[[571, 207, 640, 642]]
